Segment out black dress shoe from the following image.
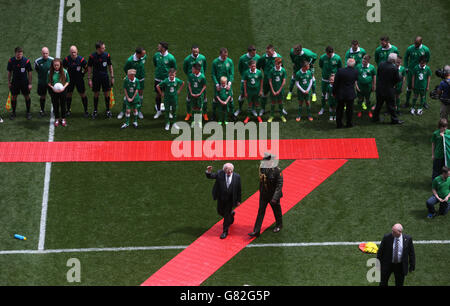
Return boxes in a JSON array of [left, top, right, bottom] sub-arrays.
[[345, 124, 354, 128], [248, 231, 260, 238], [273, 226, 282, 233], [220, 231, 228, 239]]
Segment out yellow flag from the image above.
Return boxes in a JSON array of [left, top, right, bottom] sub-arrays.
[[5, 92, 11, 111], [109, 88, 115, 108]]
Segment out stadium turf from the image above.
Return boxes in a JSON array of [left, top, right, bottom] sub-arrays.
[[0, 0, 449, 286]]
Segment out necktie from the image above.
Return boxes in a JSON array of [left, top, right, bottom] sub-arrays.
[[393, 238, 399, 263], [227, 175, 231, 189]]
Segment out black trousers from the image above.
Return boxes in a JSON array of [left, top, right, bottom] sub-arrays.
[[336, 99, 354, 128], [51, 91, 67, 118], [374, 93, 399, 123], [217, 198, 234, 232], [380, 263, 405, 286], [253, 196, 282, 233]]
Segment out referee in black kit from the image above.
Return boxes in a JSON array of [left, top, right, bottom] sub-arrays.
[[7, 46, 33, 120], [87, 40, 114, 119]]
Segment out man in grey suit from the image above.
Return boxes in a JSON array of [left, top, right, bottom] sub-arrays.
[[377, 223, 416, 286], [206, 163, 242, 239]]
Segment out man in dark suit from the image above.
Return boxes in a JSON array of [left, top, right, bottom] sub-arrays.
[[376, 223, 416, 286], [205, 163, 242, 239], [373, 53, 403, 124], [249, 153, 283, 238], [333, 58, 359, 128]]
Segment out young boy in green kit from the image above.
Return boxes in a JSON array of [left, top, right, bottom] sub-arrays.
[[268, 57, 287, 123], [156, 68, 184, 130], [295, 61, 314, 122], [121, 69, 141, 129], [411, 56, 432, 116], [216, 76, 232, 125]]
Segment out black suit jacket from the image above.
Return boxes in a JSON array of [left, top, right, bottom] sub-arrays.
[[206, 170, 242, 207], [376, 61, 401, 97], [333, 67, 358, 101], [377, 233, 416, 275]]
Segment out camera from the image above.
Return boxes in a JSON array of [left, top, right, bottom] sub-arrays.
[[430, 66, 450, 104]]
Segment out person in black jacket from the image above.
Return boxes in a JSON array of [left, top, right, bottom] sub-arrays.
[[205, 163, 242, 239], [376, 223, 416, 286], [373, 53, 403, 124], [249, 153, 283, 238], [333, 58, 359, 128]]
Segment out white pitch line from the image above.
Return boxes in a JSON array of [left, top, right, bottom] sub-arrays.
[[38, 0, 64, 251], [3, 240, 450, 256]]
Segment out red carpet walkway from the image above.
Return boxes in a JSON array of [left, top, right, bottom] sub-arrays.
[[0, 138, 377, 162], [141, 159, 349, 286]]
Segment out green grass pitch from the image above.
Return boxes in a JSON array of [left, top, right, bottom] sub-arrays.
[[0, 0, 449, 286]]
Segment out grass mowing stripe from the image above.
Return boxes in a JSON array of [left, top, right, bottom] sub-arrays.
[[2, 240, 449, 255], [38, 0, 64, 251]]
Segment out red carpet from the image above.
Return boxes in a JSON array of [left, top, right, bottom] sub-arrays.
[[141, 159, 348, 286], [0, 138, 377, 162]]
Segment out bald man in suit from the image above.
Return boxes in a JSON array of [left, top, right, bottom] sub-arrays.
[[377, 223, 416, 286]]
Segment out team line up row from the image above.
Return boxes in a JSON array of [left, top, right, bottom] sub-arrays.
[[2, 36, 432, 129]]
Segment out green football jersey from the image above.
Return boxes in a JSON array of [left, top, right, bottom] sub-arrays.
[[35, 56, 54, 85], [243, 68, 263, 92], [319, 53, 343, 80], [47, 68, 70, 86], [356, 63, 376, 85], [374, 44, 399, 66], [290, 48, 317, 73], [153, 51, 177, 81], [123, 77, 141, 102], [211, 56, 234, 86], [183, 53, 207, 76], [238, 53, 261, 76], [345, 47, 366, 67], [268, 66, 287, 92], [432, 175, 450, 199], [404, 44, 431, 71], [217, 85, 232, 102], [257, 52, 283, 79], [432, 129, 450, 159], [412, 64, 432, 89], [295, 69, 313, 91], [159, 76, 184, 98], [396, 65, 406, 88], [123, 53, 147, 80], [188, 72, 207, 95]]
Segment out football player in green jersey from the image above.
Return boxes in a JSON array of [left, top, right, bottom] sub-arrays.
[[243, 60, 263, 124], [119, 47, 147, 120], [286, 44, 318, 103], [345, 40, 366, 68], [236, 45, 261, 117], [319, 46, 343, 116], [121, 69, 141, 129], [295, 61, 314, 122], [183, 45, 208, 121], [410, 56, 431, 116], [395, 56, 407, 113], [211, 48, 234, 121], [153, 42, 177, 119], [268, 57, 287, 123], [374, 36, 400, 66], [404, 36, 431, 108], [188, 63, 207, 128], [156, 68, 185, 130], [257, 44, 285, 117], [355, 55, 376, 118]]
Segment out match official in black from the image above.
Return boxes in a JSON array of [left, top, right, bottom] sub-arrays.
[[7, 47, 33, 120], [373, 53, 403, 124], [87, 41, 114, 119], [63, 45, 89, 117]]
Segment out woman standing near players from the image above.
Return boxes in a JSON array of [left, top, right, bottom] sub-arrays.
[[48, 58, 70, 127]]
